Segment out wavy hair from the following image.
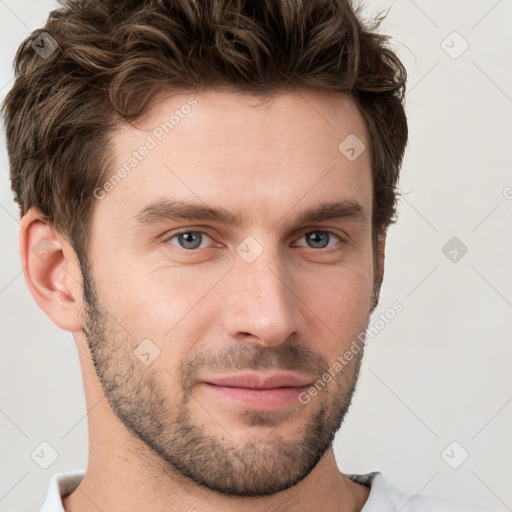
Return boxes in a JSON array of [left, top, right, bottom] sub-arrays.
[[1, 0, 407, 267]]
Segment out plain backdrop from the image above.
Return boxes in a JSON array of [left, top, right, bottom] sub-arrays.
[[1, 1, 511, 511]]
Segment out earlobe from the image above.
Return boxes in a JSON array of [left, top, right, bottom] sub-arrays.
[[19, 207, 84, 332]]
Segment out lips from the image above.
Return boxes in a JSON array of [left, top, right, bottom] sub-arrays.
[[199, 372, 314, 411], [201, 372, 312, 390]]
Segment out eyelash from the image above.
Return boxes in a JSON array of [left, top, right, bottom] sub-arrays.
[[164, 229, 345, 252]]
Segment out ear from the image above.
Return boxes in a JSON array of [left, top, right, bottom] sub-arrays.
[[19, 207, 85, 332], [370, 231, 386, 313]]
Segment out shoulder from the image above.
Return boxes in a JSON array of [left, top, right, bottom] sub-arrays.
[[345, 471, 495, 512]]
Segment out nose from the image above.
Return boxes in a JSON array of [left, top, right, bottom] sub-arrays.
[[220, 247, 301, 348]]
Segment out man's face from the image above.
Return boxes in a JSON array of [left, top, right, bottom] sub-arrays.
[[81, 89, 377, 496]]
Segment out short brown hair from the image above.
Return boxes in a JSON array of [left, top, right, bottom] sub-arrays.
[[2, 0, 407, 271]]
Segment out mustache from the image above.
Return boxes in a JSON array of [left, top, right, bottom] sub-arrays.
[[180, 341, 331, 391]]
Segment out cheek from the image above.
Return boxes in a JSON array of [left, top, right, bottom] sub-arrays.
[[300, 264, 374, 342], [102, 264, 216, 359]]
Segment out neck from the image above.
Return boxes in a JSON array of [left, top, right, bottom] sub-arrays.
[[62, 443, 369, 512]]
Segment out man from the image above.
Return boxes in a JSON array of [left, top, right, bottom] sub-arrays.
[[1, 0, 493, 510]]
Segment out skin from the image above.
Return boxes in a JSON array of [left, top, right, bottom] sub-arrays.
[[20, 88, 386, 512]]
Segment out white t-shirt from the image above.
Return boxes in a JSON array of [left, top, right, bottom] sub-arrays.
[[38, 469, 494, 511]]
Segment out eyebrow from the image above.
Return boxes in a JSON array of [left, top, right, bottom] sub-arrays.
[[133, 197, 368, 228]]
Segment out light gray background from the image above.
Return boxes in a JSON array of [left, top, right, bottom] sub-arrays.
[[1, 1, 511, 511]]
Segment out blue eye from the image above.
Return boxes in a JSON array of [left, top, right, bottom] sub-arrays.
[[165, 230, 343, 251], [167, 231, 212, 250], [293, 231, 341, 250]]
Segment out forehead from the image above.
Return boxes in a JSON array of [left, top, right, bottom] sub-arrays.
[[132, 87, 369, 153], [98, 88, 372, 230]]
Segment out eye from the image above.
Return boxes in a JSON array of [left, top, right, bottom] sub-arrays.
[[166, 230, 213, 250], [292, 230, 343, 250], [165, 229, 344, 252]]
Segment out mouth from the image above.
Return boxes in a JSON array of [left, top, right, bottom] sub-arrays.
[[198, 372, 313, 410]]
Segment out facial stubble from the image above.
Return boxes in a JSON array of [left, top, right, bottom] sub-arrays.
[[80, 264, 368, 497]]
